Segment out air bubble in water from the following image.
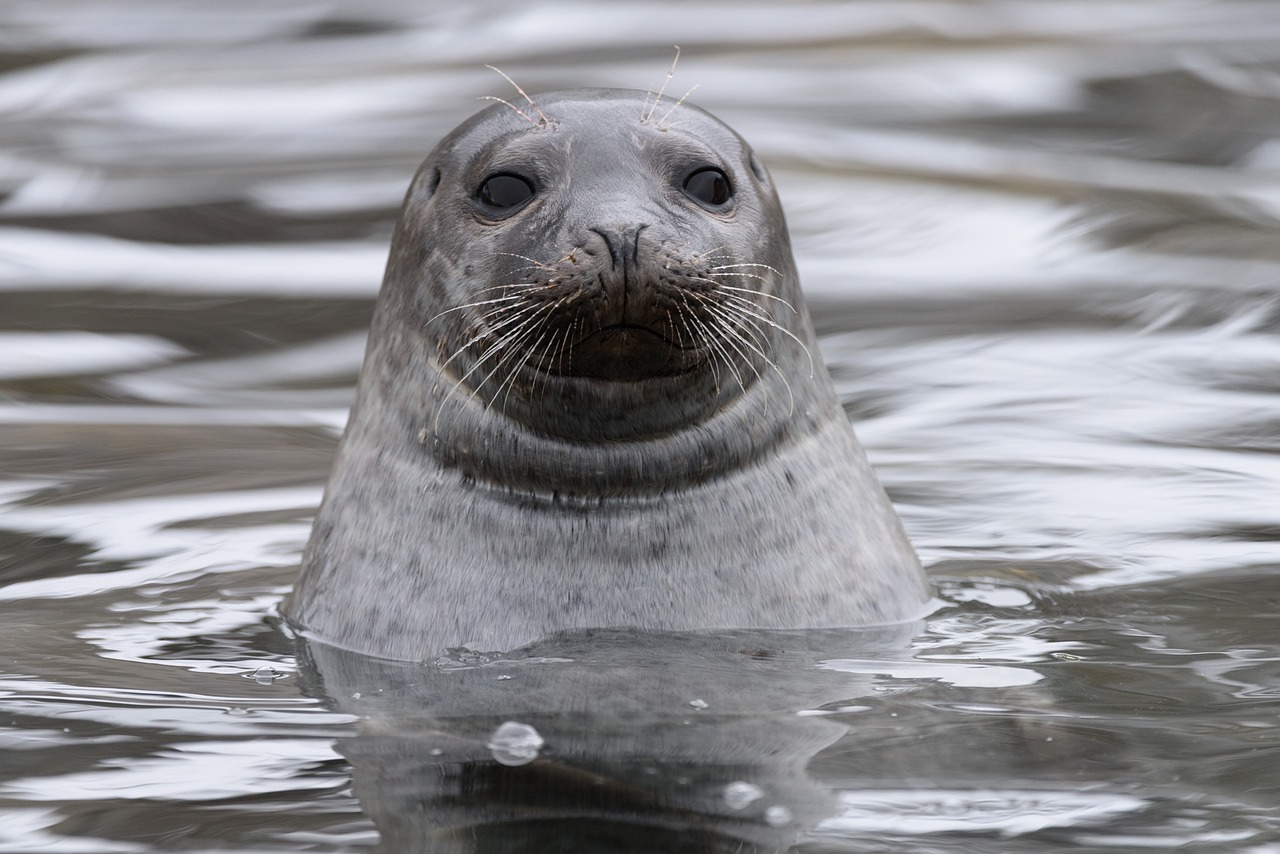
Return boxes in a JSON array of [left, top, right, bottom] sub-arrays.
[[247, 665, 284, 684], [486, 721, 544, 767]]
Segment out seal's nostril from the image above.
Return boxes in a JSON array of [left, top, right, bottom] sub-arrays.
[[589, 228, 620, 268], [631, 224, 647, 264]]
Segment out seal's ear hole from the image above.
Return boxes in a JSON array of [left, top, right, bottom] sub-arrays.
[[477, 173, 535, 214], [749, 154, 768, 184], [683, 168, 733, 208], [410, 167, 441, 206]]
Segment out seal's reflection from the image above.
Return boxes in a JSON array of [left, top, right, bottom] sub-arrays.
[[295, 625, 919, 852]]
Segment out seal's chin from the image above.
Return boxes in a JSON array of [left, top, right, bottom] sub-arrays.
[[566, 325, 690, 382]]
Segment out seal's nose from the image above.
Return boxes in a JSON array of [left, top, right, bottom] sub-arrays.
[[588, 225, 650, 325], [589, 224, 648, 270]]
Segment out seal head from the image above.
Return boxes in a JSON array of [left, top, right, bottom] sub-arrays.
[[285, 89, 930, 660]]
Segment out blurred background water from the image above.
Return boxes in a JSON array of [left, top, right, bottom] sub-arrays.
[[1, 1, 1278, 851]]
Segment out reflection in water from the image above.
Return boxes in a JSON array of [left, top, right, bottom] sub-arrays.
[[2, 0, 1280, 850], [298, 632, 860, 852], [292, 614, 1163, 851], [297, 625, 1097, 852]]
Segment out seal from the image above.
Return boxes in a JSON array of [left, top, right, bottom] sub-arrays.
[[284, 88, 930, 661]]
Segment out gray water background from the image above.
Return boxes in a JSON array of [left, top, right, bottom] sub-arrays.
[[1, 1, 1278, 850]]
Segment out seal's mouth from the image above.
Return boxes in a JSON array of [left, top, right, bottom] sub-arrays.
[[562, 324, 691, 381], [582, 324, 669, 348]]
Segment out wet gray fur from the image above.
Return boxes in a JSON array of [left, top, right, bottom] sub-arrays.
[[285, 90, 930, 660]]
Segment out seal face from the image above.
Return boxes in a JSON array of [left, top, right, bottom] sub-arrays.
[[285, 89, 931, 661]]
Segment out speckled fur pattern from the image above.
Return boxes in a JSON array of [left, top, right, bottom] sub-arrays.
[[284, 89, 930, 661]]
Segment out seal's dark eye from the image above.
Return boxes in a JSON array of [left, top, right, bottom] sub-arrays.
[[683, 168, 733, 207], [478, 174, 534, 212]]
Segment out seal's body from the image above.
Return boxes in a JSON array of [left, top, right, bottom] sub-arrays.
[[285, 89, 929, 660]]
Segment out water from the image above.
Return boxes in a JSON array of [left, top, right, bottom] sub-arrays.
[[2, 1, 1279, 850]]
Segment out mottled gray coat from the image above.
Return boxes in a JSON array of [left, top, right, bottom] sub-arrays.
[[285, 90, 929, 660]]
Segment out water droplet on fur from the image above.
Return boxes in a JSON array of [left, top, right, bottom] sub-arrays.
[[764, 805, 793, 827]]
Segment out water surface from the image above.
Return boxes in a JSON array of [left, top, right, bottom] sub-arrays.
[[1, 1, 1278, 851]]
